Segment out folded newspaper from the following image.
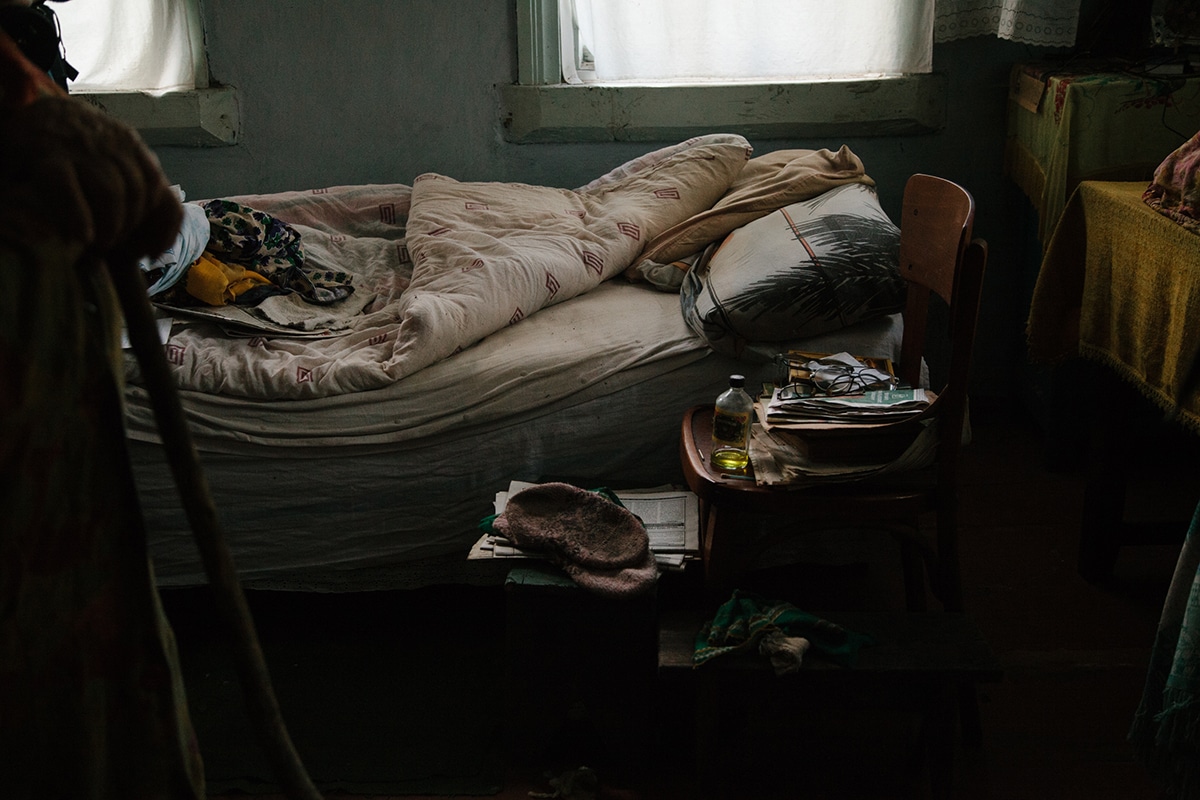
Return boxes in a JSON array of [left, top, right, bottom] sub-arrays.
[[763, 386, 934, 426], [748, 420, 939, 487]]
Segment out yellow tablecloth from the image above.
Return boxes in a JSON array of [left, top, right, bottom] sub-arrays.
[[1006, 63, 1200, 245], [1027, 181, 1200, 432]]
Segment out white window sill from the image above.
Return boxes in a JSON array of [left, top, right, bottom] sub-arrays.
[[76, 85, 239, 147], [498, 75, 947, 143]]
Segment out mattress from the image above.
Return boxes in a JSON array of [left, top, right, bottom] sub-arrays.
[[127, 281, 904, 591]]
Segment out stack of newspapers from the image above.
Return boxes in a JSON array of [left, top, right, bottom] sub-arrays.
[[762, 385, 934, 426], [748, 352, 938, 486], [759, 351, 934, 428]]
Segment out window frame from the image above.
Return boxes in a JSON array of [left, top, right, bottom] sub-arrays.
[[76, 87, 239, 147], [60, 0, 238, 147], [505, 0, 946, 144]]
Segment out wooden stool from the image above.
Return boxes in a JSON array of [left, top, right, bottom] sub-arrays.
[[658, 608, 1002, 800]]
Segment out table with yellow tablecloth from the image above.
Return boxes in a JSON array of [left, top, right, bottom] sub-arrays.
[[1028, 180, 1200, 581], [1028, 180, 1200, 430], [1006, 62, 1200, 246]]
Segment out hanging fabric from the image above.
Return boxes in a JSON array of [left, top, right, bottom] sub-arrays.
[[934, 0, 1082, 48]]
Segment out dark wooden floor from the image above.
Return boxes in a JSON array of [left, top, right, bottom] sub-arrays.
[[185, 396, 1195, 800]]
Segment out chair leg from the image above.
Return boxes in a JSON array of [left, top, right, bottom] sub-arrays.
[[701, 509, 744, 595], [931, 500, 983, 750], [700, 509, 725, 590], [922, 683, 957, 800], [900, 540, 928, 612], [934, 503, 965, 613], [693, 670, 720, 799], [958, 683, 984, 750]]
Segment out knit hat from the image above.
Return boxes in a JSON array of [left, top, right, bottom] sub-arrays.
[[491, 482, 658, 598]]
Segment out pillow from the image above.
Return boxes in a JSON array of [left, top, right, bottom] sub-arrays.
[[625, 146, 875, 291], [681, 182, 905, 356]]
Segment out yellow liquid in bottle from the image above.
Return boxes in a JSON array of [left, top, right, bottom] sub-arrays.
[[712, 376, 752, 472], [710, 447, 749, 471]]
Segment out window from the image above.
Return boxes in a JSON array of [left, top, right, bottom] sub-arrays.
[[506, 1, 1082, 143], [54, 0, 206, 93], [506, 0, 945, 143], [51, 0, 238, 147], [561, 1, 934, 85]]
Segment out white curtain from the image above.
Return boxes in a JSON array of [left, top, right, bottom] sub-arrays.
[[53, 0, 205, 93], [934, 0, 1081, 47], [564, 0, 935, 84]]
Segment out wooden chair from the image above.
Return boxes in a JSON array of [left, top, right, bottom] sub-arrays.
[[679, 174, 988, 613]]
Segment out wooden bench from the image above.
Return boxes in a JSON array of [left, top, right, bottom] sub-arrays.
[[658, 608, 1003, 800]]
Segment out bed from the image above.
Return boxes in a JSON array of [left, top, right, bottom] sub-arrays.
[[125, 134, 908, 591]]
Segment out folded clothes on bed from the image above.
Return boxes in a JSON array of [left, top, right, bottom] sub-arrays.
[[141, 197, 209, 296], [183, 252, 272, 306], [202, 198, 356, 305]]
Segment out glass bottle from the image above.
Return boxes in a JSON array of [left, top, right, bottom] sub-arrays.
[[711, 374, 753, 471]]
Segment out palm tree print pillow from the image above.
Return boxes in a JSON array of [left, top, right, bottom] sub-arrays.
[[681, 183, 905, 355]]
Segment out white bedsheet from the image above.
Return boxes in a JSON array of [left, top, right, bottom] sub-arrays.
[[126, 281, 719, 452]]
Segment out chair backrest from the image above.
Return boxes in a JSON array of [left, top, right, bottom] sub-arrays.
[[896, 174, 976, 388], [895, 174, 987, 476]]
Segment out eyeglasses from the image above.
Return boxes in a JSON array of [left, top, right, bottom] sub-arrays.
[[774, 355, 897, 400]]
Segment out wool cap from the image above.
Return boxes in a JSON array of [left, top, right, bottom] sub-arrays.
[[492, 482, 658, 597]]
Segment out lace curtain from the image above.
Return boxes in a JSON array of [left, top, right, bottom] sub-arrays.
[[53, 0, 204, 93], [934, 0, 1082, 48]]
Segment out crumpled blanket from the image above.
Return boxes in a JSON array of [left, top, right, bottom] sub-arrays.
[[693, 589, 874, 675], [1144, 129, 1200, 233]]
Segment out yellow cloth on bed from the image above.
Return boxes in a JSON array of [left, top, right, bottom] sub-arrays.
[[1027, 181, 1200, 432], [185, 251, 272, 306]]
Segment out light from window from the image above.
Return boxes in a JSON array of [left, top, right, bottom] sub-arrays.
[[562, 0, 934, 84], [53, 0, 206, 94]]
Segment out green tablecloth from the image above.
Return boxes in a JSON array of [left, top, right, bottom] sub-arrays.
[[1005, 62, 1200, 245]]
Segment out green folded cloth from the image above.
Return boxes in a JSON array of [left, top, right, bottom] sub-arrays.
[[694, 589, 873, 674]]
